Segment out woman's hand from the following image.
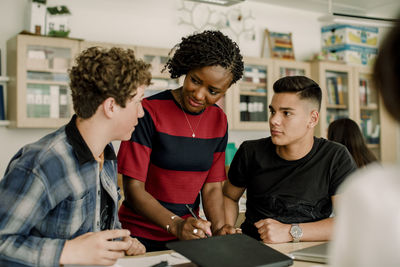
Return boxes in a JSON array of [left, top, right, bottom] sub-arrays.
[[171, 217, 212, 240]]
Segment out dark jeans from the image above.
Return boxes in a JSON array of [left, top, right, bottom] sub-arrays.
[[133, 235, 178, 252]]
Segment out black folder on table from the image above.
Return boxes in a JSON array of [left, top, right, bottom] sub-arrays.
[[167, 234, 293, 267]]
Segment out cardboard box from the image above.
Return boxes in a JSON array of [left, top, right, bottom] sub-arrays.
[[49, 57, 70, 70], [26, 58, 49, 70], [323, 44, 378, 67], [321, 24, 378, 48]]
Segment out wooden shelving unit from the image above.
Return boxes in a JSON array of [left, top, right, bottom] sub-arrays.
[[3, 35, 397, 162], [311, 61, 397, 163], [6, 34, 79, 128]]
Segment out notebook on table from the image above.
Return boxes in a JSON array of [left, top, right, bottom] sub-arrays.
[[167, 234, 293, 267], [288, 242, 329, 263]]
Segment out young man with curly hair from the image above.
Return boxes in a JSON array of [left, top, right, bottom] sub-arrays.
[[223, 76, 357, 244], [0, 47, 151, 266], [117, 30, 244, 251]]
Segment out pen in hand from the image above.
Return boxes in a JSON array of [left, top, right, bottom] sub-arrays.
[[185, 204, 211, 237]]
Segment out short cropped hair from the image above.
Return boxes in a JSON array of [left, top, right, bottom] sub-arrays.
[[373, 16, 400, 122], [273, 76, 322, 111], [69, 47, 151, 119], [164, 30, 244, 85]]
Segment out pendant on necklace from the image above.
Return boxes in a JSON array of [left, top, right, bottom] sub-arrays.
[[192, 133, 195, 138]]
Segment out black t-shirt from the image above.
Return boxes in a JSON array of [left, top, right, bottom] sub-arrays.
[[100, 180, 113, 230], [228, 137, 357, 240]]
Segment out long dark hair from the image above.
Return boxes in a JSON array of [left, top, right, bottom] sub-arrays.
[[328, 118, 377, 168]]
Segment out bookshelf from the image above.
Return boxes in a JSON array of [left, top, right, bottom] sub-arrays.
[[311, 61, 355, 138], [353, 66, 397, 162], [3, 35, 397, 162], [229, 57, 272, 130], [6, 34, 79, 128], [228, 58, 311, 131], [311, 61, 397, 163], [354, 67, 380, 159]]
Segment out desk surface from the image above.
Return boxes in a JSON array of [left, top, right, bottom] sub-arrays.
[[267, 242, 325, 267], [131, 241, 325, 267]]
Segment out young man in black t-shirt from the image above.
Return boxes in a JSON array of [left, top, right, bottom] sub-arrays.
[[223, 76, 357, 243]]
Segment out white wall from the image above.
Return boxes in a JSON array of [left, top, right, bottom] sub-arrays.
[[0, 0, 399, 175]]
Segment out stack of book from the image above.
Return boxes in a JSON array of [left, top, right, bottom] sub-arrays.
[[326, 76, 345, 105]]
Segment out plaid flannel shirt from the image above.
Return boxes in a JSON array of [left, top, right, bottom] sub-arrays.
[[0, 115, 121, 267]]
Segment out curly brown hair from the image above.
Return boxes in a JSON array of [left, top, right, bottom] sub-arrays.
[[69, 47, 151, 119]]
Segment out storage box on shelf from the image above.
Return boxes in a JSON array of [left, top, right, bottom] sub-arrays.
[[322, 44, 378, 67], [7, 34, 79, 128], [321, 24, 379, 67], [321, 24, 378, 48]]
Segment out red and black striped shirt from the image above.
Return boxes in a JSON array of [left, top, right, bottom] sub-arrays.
[[118, 90, 227, 241]]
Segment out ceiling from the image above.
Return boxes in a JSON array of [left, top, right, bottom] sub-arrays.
[[248, 0, 400, 18]]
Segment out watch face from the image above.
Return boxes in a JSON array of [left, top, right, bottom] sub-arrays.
[[290, 225, 302, 238]]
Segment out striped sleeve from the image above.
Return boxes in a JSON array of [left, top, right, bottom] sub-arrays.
[[117, 106, 155, 182]]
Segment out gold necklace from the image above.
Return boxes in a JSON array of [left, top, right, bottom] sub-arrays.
[[178, 92, 204, 138]]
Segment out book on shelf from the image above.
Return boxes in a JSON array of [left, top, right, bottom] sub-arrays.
[[26, 84, 70, 118], [326, 110, 348, 125], [326, 76, 345, 105], [370, 124, 380, 144], [361, 113, 372, 136], [50, 85, 60, 118], [59, 86, 69, 118], [336, 76, 344, 105], [239, 95, 267, 122], [280, 68, 304, 77], [359, 79, 370, 106], [359, 79, 365, 105], [326, 77, 339, 105], [0, 84, 5, 120], [326, 77, 335, 105], [243, 66, 267, 84], [359, 78, 377, 107], [27, 84, 50, 118]]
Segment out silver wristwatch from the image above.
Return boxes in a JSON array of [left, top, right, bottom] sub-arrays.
[[290, 223, 303, 242]]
